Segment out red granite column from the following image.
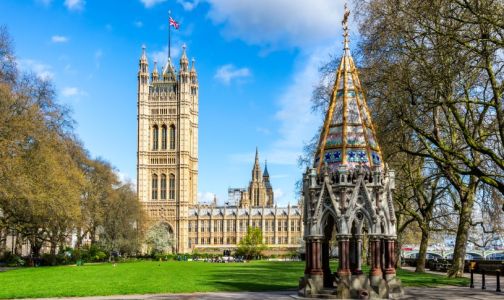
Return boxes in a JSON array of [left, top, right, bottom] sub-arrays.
[[370, 237, 382, 276], [309, 238, 323, 276], [352, 235, 363, 275], [384, 239, 396, 276], [338, 235, 351, 277]]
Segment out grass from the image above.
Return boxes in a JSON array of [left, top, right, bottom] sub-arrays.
[[0, 260, 468, 298]]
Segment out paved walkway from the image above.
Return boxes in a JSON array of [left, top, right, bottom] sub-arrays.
[[27, 287, 504, 300], [402, 265, 502, 292]]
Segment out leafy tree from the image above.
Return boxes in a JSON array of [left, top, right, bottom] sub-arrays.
[[356, 0, 503, 277], [0, 27, 145, 261], [99, 183, 144, 256], [145, 223, 173, 254], [236, 226, 267, 259]]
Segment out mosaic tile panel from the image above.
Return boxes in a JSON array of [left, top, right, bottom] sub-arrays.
[[326, 126, 343, 147], [346, 98, 362, 124], [324, 150, 342, 163], [331, 99, 343, 124], [347, 149, 368, 163], [346, 125, 366, 146], [366, 128, 378, 149], [371, 151, 381, 165]]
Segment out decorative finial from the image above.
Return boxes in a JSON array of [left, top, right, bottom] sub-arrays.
[[191, 58, 196, 72], [141, 44, 147, 60], [181, 43, 188, 61], [342, 3, 350, 53]]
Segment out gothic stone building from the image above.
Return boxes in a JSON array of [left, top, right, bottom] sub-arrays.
[[137, 46, 302, 254]]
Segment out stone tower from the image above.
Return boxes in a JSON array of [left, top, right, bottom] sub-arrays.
[[137, 44, 199, 253]]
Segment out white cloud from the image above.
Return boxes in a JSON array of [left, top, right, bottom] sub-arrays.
[[61, 87, 80, 97], [273, 188, 285, 202], [206, 0, 346, 50], [197, 192, 216, 203], [140, 0, 166, 8], [178, 0, 200, 11], [51, 35, 69, 43], [115, 171, 132, 184], [268, 44, 336, 164], [64, 0, 85, 11], [214, 64, 251, 85], [17, 59, 54, 81], [228, 43, 337, 166], [149, 43, 183, 69], [134, 21, 144, 28]]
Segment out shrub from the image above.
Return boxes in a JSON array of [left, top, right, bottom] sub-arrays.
[[0, 252, 25, 267]]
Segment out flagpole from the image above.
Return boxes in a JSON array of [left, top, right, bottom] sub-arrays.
[[168, 10, 171, 61]]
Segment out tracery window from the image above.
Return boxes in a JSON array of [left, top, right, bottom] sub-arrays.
[[169, 174, 175, 200], [151, 174, 158, 200], [170, 125, 176, 150], [160, 174, 167, 200], [152, 125, 159, 150], [161, 125, 167, 150]]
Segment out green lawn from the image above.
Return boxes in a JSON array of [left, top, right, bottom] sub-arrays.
[[0, 261, 468, 298]]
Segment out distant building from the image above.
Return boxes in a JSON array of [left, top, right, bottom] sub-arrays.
[[137, 45, 302, 253]]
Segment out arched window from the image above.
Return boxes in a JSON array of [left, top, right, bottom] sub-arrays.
[[170, 125, 176, 150], [160, 174, 167, 200], [151, 174, 158, 200], [169, 174, 175, 200], [161, 125, 167, 150], [152, 125, 159, 150]]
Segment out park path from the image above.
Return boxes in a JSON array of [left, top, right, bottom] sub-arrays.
[[401, 265, 503, 292], [27, 287, 504, 300], [20, 267, 504, 300]]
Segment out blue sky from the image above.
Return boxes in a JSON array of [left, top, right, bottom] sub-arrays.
[[1, 0, 352, 206]]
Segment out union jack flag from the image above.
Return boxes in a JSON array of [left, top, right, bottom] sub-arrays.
[[169, 17, 180, 29]]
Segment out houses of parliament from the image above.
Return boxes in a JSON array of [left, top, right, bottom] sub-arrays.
[[137, 45, 302, 253]]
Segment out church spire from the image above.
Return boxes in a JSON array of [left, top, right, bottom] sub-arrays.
[[252, 147, 262, 181], [342, 3, 351, 56], [180, 43, 189, 71], [314, 5, 383, 172], [263, 160, 270, 178], [152, 60, 159, 81]]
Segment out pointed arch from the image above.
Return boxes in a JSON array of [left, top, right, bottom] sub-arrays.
[[170, 124, 176, 150], [169, 173, 176, 200], [152, 125, 159, 150], [318, 209, 338, 236], [160, 174, 167, 200], [161, 125, 167, 150], [151, 173, 158, 200]]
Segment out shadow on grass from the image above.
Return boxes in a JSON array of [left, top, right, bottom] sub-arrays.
[[202, 261, 469, 292], [202, 261, 303, 292], [397, 268, 469, 287]]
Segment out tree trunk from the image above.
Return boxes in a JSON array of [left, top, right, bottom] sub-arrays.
[[415, 227, 429, 272], [395, 234, 402, 269], [50, 240, 57, 256], [448, 180, 477, 278]]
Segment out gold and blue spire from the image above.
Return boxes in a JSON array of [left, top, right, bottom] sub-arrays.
[[314, 4, 383, 172]]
